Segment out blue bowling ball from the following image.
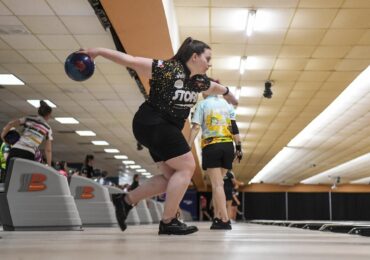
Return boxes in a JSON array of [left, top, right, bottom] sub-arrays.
[[4, 130, 20, 145], [64, 52, 95, 81]]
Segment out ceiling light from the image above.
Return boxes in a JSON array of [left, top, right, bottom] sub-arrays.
[[239, 56, 246, 74], [114, 155, 128, 159], [92, 140, 109, 146], [142, 172, 151, 176], [104, 148, 119, 153], [136, 169, 147, 173], [55, 117, 79, 124], [246, 10, 256, 36], [76, 130, 96, 136], [0, 74, 24, 85], [122, 160, 135, 165], [129, 165, 141, 169], [27, 99, 56, 108], [145, 175, 153, 178]]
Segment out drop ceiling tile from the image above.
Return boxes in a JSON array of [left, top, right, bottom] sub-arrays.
[[176, 7, 209, 27], [312, 46, 351, 58], [270, 70, 301, 81], [291, 9, 337, 28], [299, 0, 343, 8], [19, 16, 69, 34], [335, 59, 369, 71], [0, 50, 27, 63], [331, 9, 370, 28], [211, 43, 245, 56], [18, 50, 59, 63], [298, 71, 331, 81], [2, 63, 39, 74], [74, 35, 115, 49], [254, 8, 295, 30], [60, 16, 106, 34], [46, 0, 95, 15], [0, 16, 23, 26], [305, 59, 339, 70], [321, 29, 366, 45], [38, 35, 80, 50], [33, 63, 64, 74], [279, 46, 316, 58], [212, 0, 299, 8], [346, 46, 370, 59], [211, 28, 246, 43], [245, 45, 281, 56], [179, 27, 210, 43], [249, 30, 286, 45], [0, 35, 45, 50], [274, 58, 308, 70], [285, 29, 326, 45], [0, 1, 12, 15], [173, 0, 209, 7], [2, 0, 54, 15]]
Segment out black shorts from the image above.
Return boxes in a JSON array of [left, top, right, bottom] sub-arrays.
[[202, 142, 234, 170], [224, 188, 233, 201], [132, 107, 190, 163]]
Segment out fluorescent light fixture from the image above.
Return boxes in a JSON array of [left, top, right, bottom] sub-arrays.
[[236, 106, 255, 116], [142, 172, 151, 176], [239, 56, 246, 74], [351, 176, 370, 184], [129, 165, 141, 169], [122, 160, 135, 165], [27, 99, 56, 108], [136, 169, 147, 173], [114, 155, 128, 159], [249, 147, 296, 184], [240, 86, 262, 97], [92, 140, 109, 146], [145, 175, 153, 178], [246, 10, 256, 36], [0, 74, 24, 85], [104, 148, 119, 153], [55, 117, 79, 124], [76, 130, 96, 136]]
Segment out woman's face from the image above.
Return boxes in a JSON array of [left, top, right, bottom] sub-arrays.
[[194, 48, 212, 74]]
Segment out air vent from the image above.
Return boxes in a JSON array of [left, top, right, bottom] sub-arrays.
[[104, 157, 116, 160], [93, 151, 105, 154], [58, 130, 75, 134], [77, 142, 92, 145], [0, 25, 30, 35]]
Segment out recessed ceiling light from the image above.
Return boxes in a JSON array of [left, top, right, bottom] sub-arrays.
[[27, 99, 56, 108], [136, 169, 147, 173], [114, 155, 128, 159], [75, 130, 96, 136], [129, 165, 141, 169], [104, 148, 119, 153], [92, 140, 109, 146], [122, 160, 135, 165], [141, 172, 151, 175], [0, 74, 24, 85], [55, 117, 79, 124]]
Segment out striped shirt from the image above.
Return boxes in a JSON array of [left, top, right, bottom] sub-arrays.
[[13, 115, 53, 154]]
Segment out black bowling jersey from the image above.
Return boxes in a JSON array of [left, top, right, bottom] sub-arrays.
[[143, 59, 210, 128]]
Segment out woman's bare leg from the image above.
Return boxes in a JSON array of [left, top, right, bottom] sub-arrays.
[[207, 168, 229, 222]]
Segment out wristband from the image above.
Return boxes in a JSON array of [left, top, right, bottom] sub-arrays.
[[223, 86, 229, 96]]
